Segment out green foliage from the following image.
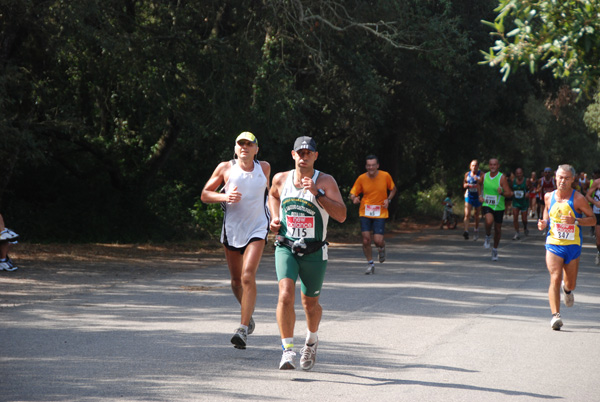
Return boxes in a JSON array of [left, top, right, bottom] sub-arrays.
[[190, 200, 223, 240], [1, 0, 598, 242], [584, 91, 600, 135], [481, 0, 600, 95], [401, 183, 464, 219]]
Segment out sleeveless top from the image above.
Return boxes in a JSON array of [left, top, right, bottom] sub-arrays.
[[541, 177, 555, 195], [279, 169, 329, 243], [593, 187, 600, 214], [482, 172, 505, 211], [465, 170, 481, 198], [512, 178, 527, 201], [528, 177, 538, 194], [220, 160, 270, 248], [546, 190, 582, 246]]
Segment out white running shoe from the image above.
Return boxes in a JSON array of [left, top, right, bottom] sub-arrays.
[[365, 264, 375, 275], [0, 256, 17, 272], [279, 349, 297, 370], [300, 340, 318, 371], [512, 232, 520, 241], [0, 228, 19, 241], [473, 231, 479, 241], [562, 281, 574, 307], [230, 327, 247, 349], [551, 313, 563, 330], [491, 249, 498, 261], [595, 252, 600, 266], [483, 235, 491, 249]]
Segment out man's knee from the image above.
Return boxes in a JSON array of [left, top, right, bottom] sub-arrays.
[[361, 234, 372, 246], [278, 282, 295, 306], [302, 298, 321, 315], [241, 270, 256, 288], [231, 278, 242, 290]]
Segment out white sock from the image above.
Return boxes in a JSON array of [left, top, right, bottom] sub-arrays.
[[306, 330, 318, 345], [282, 337, 294, 350], [240, 324, 248, 332]]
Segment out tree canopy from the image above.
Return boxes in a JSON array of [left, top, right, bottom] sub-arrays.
[[481, 0, 600, 94], [1, 0, 597, 242], [481, 0, 600, 137]]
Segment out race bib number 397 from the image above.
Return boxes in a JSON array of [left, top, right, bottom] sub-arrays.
[[286, 216, 315, 238]]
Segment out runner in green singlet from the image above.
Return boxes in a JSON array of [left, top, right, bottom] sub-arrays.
[[479, 158, 513, 261], [511, 168, 529, 240], [269, 136, 346, 371]]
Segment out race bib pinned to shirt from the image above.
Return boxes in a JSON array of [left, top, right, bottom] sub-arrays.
[[554, 223, 575, 241], [484, 195, 497, 206], [514, 190, 524, 199], [365, 204, 382, 217], [286, 216, 315, 238]]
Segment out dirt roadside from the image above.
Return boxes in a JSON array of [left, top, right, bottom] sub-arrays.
[[0, 218, 438, 308]]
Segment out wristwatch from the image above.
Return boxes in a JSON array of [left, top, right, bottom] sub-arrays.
[[316, 189, 325, 199], [575, 219, 580, 226]]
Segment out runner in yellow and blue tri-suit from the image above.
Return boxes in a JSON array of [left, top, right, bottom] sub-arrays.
[[538, 164, 595, 330]]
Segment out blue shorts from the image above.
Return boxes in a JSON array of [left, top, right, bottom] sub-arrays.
[[546, 243, 582, 264], [360, 217, 386, 235], [465, 194, 482, 208]]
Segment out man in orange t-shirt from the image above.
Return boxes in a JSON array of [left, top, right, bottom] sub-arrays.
[[349, 155, 397, 275]]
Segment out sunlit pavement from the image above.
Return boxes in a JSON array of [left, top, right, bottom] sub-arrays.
[[2, 222, 600, 401]]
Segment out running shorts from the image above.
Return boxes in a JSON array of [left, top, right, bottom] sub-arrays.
[[465, 194, 482, 208], [223, 236, 267, 255], [360, 217, 386, 235], [275, 245, 328, 298], [482, 206, 504, 224], [545, 243, 581, 265], [512, 198, 529, 212], [595, 213, 600, 226]]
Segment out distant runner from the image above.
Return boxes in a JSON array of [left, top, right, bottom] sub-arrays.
[[511, 168, 529, 240], [585, 168, 600, 265], [349, 155, 397, 275], [462, 160, 482, 240], [480, 158, 513, 261]]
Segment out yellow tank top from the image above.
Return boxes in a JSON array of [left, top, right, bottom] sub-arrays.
[[546, 190, 582, 246]]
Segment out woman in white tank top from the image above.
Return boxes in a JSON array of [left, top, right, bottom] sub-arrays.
[[201, 132, 271, 350]]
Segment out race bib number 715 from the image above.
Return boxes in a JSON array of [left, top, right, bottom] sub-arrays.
[[286, 216, 315, 238]]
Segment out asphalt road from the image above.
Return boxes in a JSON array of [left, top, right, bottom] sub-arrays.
[[2, 223, 600, 401]]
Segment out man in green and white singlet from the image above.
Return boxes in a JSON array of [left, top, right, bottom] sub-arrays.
[[479, 158, 513, 261], [269, 136, 346, 371], [511, 168, 530, 240]]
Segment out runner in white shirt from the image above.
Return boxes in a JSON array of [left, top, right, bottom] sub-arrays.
[[201, 132, 270, 350]]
